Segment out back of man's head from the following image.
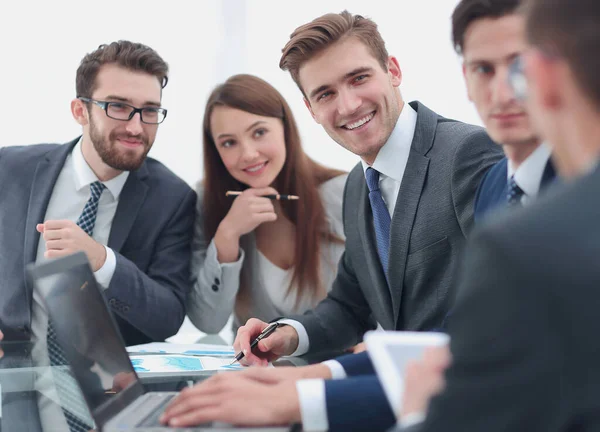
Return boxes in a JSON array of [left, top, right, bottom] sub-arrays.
[[279, 10, 388, 95], [452, 0, 523, 54], [76, 40, 169, 99], [524, 0, 600, 110]]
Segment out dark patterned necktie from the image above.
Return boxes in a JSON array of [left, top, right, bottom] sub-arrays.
[[46, 180, 105, 432], [365, 167, 391, 276], [507, 175, 525, 206]]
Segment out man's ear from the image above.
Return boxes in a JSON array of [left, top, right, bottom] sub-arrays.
[[71, 98, 89, 126], [388, 56, 402, 87], [304, 97, 319, 123]]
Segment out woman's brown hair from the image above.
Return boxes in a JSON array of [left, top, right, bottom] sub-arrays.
[[202, 74, 345, 308]]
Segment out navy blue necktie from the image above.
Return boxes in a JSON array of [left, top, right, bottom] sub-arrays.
[[47, 180, 105, 432], [507, 176, 525, 206], [365, 167, 391, 275]]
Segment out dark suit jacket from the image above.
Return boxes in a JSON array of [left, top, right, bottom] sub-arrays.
[[399, 163, 600, 432], [474, 156, 556, 222], [291, 101, 503, 354], [0, 138, 196, 346]]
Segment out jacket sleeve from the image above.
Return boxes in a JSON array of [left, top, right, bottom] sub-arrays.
[[325, 375, 396, 432], [106, 187, 196, 343], [186, 186, 247, 334]]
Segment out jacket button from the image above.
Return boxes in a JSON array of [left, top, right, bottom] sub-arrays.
[[123, 306, 130, 313], [214, 278, 220, 286], [211, 284, 219, 292], [109, 298, 116, 305]]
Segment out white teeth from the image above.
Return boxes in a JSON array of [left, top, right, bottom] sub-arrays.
[[345, 113, 374, 130], [246, 163, 266, 172]]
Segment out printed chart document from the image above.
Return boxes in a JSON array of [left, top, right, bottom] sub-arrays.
[[126, 343, 272, 377], [129, 354, 244, 374], [127, 342, 235, 356]]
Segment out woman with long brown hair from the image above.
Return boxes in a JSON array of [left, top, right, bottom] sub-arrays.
[[187, 74, 347, 334]]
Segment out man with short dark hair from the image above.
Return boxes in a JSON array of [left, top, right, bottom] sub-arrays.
[[452, 0, 556, 221], [0, 40, 195, 431]]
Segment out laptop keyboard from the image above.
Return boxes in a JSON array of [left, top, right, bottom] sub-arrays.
[[136, 394, 175, 427]]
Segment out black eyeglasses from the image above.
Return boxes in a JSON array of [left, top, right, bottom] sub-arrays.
[[78, 97, 168, 124]]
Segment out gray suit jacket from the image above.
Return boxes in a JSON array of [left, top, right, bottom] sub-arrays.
[[291, 101, 503, 353], [0, 138, 196, 346], [397, 165, 600, 432]]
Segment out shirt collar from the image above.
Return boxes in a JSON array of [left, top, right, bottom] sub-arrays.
[[72, 138, 129, 200], [507, 142, 552, 197], [361, 102, 417, 182]]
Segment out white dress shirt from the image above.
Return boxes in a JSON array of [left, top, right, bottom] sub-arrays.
[[507, 143, 552, 205], [289, 103, 418, 432], [32, 139, 128, 431]]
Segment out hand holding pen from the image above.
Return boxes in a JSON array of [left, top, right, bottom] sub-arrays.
[[213, 188, 281, 264], [230, 322, 280, 365], [226, 191, 299, 200], [232, 318, 301, 366]]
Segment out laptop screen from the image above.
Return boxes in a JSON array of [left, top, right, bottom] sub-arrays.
[[29, 252, 145, 425]]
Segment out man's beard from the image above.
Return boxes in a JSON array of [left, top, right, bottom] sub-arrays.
[[89, 117, 152, 172]]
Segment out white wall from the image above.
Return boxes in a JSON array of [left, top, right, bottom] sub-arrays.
[[0, 0, 478, 187]]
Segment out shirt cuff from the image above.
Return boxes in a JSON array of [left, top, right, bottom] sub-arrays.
[[94, 246, 116, 289], [277, 319, 309, 356], [296, 379, 328, 432], [400, 412, 426, 428], [322, 360, 347, 380]]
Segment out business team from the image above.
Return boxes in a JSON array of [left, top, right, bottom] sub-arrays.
[[2, 0, 599, 431]]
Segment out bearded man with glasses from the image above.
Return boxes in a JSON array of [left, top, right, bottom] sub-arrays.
[[0, 40, 195, 430]]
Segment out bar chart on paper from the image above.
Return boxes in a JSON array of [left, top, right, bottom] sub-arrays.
[[127, 342, 245, 376], [129, 355, 244, 373]]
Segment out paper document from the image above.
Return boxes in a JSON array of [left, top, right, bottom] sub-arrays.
[[127, 342, 235, 357], [129, 354, 245, 373]]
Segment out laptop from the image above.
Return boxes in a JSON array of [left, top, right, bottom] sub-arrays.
[[364, 330, 449, 414], [27, 252, 293, 432]]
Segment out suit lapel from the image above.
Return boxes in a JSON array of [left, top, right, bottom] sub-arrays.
[[387, 102, 435, 325], [24, 140, 78, 305], [356, 177, 394, 325], [107, 163, 149, 252], [541, 158, 557, 187]]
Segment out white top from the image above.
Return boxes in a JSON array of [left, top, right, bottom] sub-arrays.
[[31, 139, 128, 431], [507, 142, 552, 205], [290, 103, 419, 432]]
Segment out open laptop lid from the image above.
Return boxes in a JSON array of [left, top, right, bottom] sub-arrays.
[[27, 251, 145, 428]]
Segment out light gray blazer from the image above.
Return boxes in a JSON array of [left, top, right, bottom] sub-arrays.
[[289, 101, 504, 354], [187, 174, 347, 334]]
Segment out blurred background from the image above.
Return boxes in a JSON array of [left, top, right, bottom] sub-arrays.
[[0, 0, 477, 344]]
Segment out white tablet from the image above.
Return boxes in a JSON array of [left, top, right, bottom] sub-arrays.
[[365, 330, 450, 413]]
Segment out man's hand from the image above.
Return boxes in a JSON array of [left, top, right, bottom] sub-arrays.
[[233, 319, 300, 366], [160, 372, 301, 427], [0, 329, 4, 359], [37, 220, 107, 271], [401, 345, 451, 418]]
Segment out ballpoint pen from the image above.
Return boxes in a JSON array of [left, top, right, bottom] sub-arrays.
[[225, 191, 299, 200], [229, 322, 280, 365]]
